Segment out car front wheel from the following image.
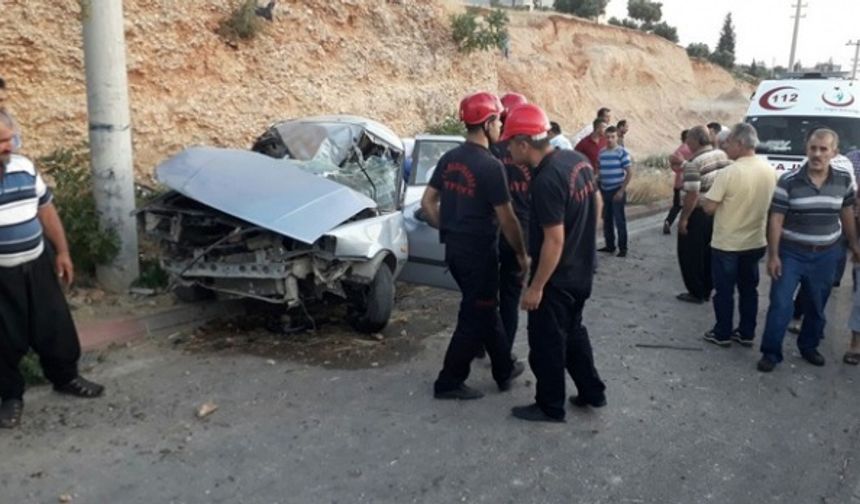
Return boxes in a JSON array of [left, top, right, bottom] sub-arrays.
[[350, 265, 394, 334]]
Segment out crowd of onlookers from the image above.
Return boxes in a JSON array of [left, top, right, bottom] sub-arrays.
[[663, 120, 860, 371], [552, 108, 860, 372]]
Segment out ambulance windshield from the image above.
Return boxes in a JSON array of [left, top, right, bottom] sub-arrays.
[[747, 115, 860, 157]]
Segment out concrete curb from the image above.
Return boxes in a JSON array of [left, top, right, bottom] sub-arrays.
[[76, 299, 246, 352]]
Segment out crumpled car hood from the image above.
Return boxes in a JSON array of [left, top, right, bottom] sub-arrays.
[[156, 146, 377, 244]]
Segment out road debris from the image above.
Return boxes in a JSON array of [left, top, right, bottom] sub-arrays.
[[196, 402, 219, 419]]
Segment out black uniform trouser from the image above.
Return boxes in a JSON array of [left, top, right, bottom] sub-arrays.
[[528, 284, 605, 419], [498, 235, 524, 354], [435, 237, 514, 393], [0, 248, 80, 401], [677, 207, 713, 300]]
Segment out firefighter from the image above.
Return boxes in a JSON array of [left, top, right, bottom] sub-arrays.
[[500, 104, 607, 422], [490, 92, 532, 360], [421, 92, 529, 400]]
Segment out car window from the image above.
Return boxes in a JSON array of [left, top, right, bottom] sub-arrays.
[[747, 115, 860, 156], [412, 141, 462, 185]]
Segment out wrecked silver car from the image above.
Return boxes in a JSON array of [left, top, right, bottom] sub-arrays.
[[140, 116, 408, 333]]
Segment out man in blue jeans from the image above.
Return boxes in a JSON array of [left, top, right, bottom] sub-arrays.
[[757, 128, 860, 372], [596, 126, 632, 257], [701, 123, 777, 347]]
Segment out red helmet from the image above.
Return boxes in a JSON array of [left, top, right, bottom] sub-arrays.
[[500, 92, 528, 119], [459, 92, 503, 126], [499, 103, 551, 142]]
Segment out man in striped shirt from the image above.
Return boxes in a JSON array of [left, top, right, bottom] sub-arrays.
[[596, 126, 633, 257], [757, 129, 860, 372], [0, 112, 104, 429], [676, 126, 730, 304]]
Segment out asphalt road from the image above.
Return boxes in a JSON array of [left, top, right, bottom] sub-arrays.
[[2, 214, 859, 504]]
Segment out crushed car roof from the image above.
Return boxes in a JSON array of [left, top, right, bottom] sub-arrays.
[[271, 115, 403, 165], [156, 146, 378, 244]]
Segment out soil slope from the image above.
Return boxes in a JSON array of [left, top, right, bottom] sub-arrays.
[[2, 0, 752, 179]]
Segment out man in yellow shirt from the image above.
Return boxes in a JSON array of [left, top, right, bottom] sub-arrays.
[[702, 123, 778, 346]]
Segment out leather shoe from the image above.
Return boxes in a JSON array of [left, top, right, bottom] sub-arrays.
[[800, 350, 826, 367], [0, 399, 23, 429], [434, 384, 484, 400], [498, 361, 526, 392], [511, 404, 565, 423], [757, 358, 776, 373], [676, 292, 705, 304], [569, 395, 607, 408]]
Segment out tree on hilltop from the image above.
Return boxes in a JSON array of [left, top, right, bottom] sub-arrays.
[[709, 13, 736, 69], [627, 0, 662, 24], [553, 0, 609, 19]]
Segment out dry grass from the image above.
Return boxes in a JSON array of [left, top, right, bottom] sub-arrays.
[[626, 165, 673, 205]]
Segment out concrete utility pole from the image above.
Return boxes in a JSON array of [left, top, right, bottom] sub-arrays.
[[81, 0, 140, 292], [848, 40, 860, 80], [788, 1, 807, 71]]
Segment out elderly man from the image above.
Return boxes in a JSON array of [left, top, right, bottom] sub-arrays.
[[676, 126, 731, 304], [0, 112, 104, 429], [757, 129, 860, 372], [701, 124, 777, 346]]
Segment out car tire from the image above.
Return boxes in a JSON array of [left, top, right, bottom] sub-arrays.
[[172, 285, 215, 303], [350, 265, 394, 334]]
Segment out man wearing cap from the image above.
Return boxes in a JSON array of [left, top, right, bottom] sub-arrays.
[[503, 103, 606, 422], [421, 92, 529, 400]]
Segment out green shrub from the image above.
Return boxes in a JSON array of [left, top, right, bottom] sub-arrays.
[[38, 145, 120, 279], [19, 352, 46, 386], [686, 42, 711, 59], [427, 115, 467, 136], [451, 9, 509, 54], [219, 0, 262, 41], [133, 258, 169, 290], [640, 154, 671, 170]]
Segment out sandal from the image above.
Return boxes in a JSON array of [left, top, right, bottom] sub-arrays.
[[0, 399, 24, 429], [843, 352, 860, 366], [54, 376, 105, 398]]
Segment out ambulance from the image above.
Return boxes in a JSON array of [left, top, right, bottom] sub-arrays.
[[743, 77, 860, 172]]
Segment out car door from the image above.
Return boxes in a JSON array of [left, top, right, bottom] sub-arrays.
[[397, 137, 463, 291]]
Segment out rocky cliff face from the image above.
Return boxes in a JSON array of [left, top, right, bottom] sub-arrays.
[[2, 0, 752, 180]]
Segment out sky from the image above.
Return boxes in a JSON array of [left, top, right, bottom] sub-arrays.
[[603, 0, 858, 71]]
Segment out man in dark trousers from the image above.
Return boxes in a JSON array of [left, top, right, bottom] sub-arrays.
[[421, 92, 529, 400], [0, 112, 104, 429], [489, 91, 531, 359], [501, 104, 606, 423], [677, 126, 730, 304]]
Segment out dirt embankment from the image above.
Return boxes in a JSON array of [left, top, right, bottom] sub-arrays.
[[2, 0, 752, 180]]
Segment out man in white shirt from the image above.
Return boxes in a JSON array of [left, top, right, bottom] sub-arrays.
[[548, 121, 573, 150]]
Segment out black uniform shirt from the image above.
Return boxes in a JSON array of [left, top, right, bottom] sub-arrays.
[[529, 149, 597, 293], [491, 140, 531, 227], [428, 142, 511, 244]]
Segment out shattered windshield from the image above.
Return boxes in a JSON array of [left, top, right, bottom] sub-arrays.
[[293, 156, 400, 211], [252, 119, 403, 211], [747, 115, 860, 157]]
